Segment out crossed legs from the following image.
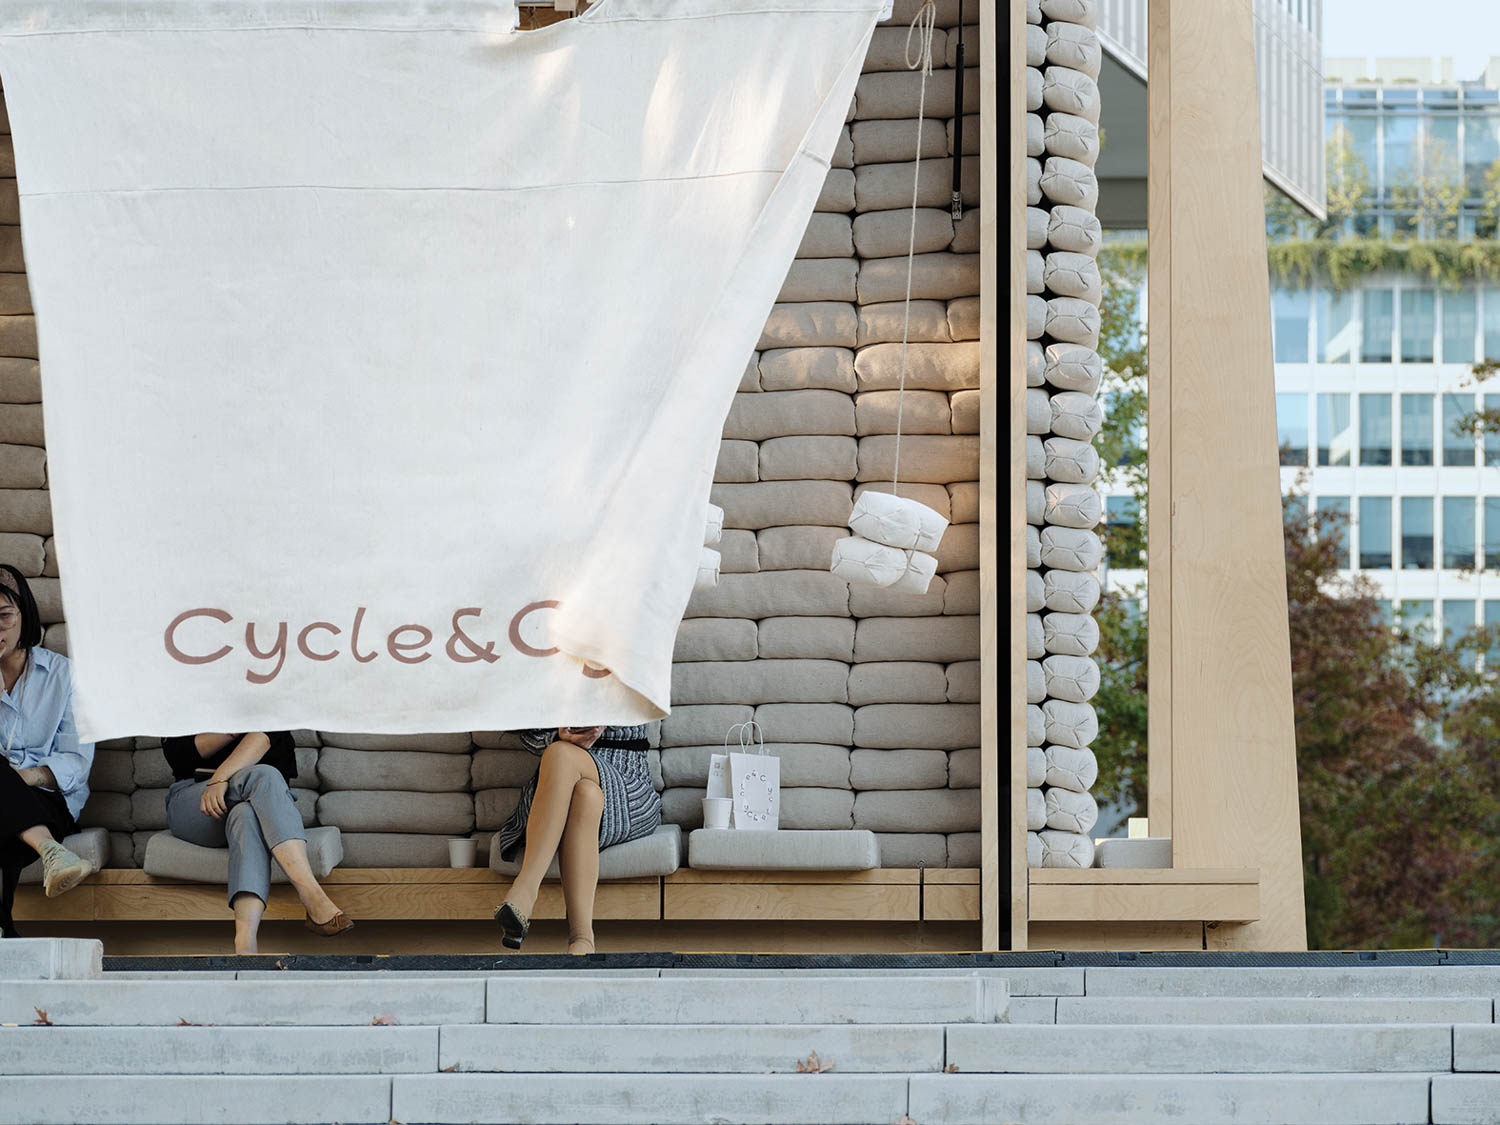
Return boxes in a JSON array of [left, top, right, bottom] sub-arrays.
[[503, 741, 605, 955]]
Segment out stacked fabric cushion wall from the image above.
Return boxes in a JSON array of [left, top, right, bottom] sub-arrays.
[[1024, 0, 1104, 868], [0, 0, 986, 869]]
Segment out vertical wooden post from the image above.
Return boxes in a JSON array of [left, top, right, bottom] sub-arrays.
[[1146, 0, 1308, 950]]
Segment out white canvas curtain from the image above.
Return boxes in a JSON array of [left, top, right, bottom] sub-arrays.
[[0, 0, 883, 740]]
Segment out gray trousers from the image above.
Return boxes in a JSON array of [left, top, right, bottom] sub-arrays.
[[166, 764, 306, 907]]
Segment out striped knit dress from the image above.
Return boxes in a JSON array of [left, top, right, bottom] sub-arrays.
[[495, 725, 661, 863]]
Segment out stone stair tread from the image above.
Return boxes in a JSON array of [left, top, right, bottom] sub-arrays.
[[1083, 966, 1500, 998], [1056, 995, 1496, 1024]]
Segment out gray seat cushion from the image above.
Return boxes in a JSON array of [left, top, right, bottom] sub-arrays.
[[18, 827, 110, 884], [687, 828, 880, 871], [1093, 836, 1170, 869], [489, 824, 680, 880], [142, 826, 343, 882]]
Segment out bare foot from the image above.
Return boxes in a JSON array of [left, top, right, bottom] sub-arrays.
[[567, 933, 596, 956], [234, 938, 258, 955]]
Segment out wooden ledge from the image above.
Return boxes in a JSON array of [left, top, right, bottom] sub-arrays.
[[1028, 867, 1260, 923]]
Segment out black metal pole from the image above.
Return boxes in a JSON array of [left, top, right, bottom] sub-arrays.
[[951, 0, 965, 220]]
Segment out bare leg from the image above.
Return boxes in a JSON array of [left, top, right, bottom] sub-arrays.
[[270, 839, 341, 925], [18, 826, 55, 855], [232, 892, 265, 955], [558, 778, 604, 954], [504, 742, 601, 918]]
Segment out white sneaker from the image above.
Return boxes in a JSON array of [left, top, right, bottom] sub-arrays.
[[40, 840, 93, 898]]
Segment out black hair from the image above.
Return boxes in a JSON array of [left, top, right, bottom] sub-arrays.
[[0, 564, 43, 651]]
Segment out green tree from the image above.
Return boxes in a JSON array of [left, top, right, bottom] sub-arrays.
[[1389, 137, 1466, 240]]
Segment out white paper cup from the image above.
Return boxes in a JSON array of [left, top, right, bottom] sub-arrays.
[[702, 797, 732, 830], [447, 838, 478, 868]]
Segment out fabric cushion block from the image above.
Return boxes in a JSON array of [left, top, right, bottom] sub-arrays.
[[317, 791, 474, 835], [1025, 22, 1047, 66], [1044, 483, 1101, 529], [1027, 704, 1046, 747], [1043, 111, 1100, 167], [338, 832, 452, 868], [1026, 155, 1041, 205], [1044, 787, 1098, 834], [1041, 0, 1099, 28], [1043, 699, 1098, 750], [1045, 21, 1101, 77], [1026, 112, 1044, 157], [1025, 523, 1041, 568], [1026, 207, 1048, 251], [1025, 66, 1042, 112], [1045, 205, 1101, 256], [489, 822, 681, 880], [1026, 294, 1046, 340], [1094, 836, 1171, 869], [1043, 611, 1100, 656], [847, 488, 949, 552], [1027, 744, 1047, 788], [1026, 830, 1043, 867], [1041, 66, 1100, 122], [831, 535, 907, 588], [1026, 613, 1044, 660], [1043, 436, 1099, 484], [1044, 570, 1101, 613], [704, 504, 725, 547], [1039, 154, 1099, 209], [1040, 526, 1102, 571], [1026, 786, 1046, 831], [1025, 437, 1045, 481], [687, 827, 879, 871], [143, 826, 342, 882], [1025, 340, 1045, 385], [887, 549, 938, 595], [1043, 296, 1100, 347], [1044, 745, 1099, 793], [316, 747, 470, 793], [1025, 387, 1050, 434], [1043, 252, 1101, 303], [1043, 342, 1101, 393], [1026, 568, 1045, 612], [1042, 654, 1100, 703], [18, 827, 110, 884], [1049, 391, 1104, 440], [1026, 660, 1044, 705], [1039, 828, 1094, 868], [1026, 249, 1045, 294]]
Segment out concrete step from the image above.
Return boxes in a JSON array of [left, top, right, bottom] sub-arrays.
[[441, 1022, 942, 1072], [0, 1025, 437, 1074], [1433, 1075, 1500, 1124], [0, 978, 485, 1026], [485, 974, 1007, 1024], [1454, 1023, 1500, 1070], [1057, 995, 1495, 1024], [946, 1023, 1453, 1073], [0, 1075, 392, 1125], [664, 965, 1083, 995], [0, 938, 101, 981], [908, 1072, 1435, 1125], [391, 1073, 910, 1125], [1085, 965, 1500, 998]]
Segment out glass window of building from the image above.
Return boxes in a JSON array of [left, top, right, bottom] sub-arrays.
[[1271, 289, 1309, 362], [1319, 290, 1357, 363], [1276, 393, 1308, 466], [1317, 392, 1353, 466], [1382, 113, 1418, 185], [1443, 496, 1476, 569], [1376, 599, 1394, 627], [1359, 496, 1392, 569], [1485, 497, 1500, 567], [1443, 394, 1475, 466], [1105, 495, 1142, 569], [1316, 495, 1351, 568], [1360, 393, 1392, 465], [1399, 289, 1435, 362], [1402, 599, 1434, 641], [1466, 114, 1500, 195], [1485, 289, 1500, 361], [1400, 394, 1434, 466], [1361, 289, 1394, 362], [1444, 600, 1475, 666], [1485, 394, 1500, 466], [1401, 496, 1434, 569], [1442, 290, 1476, 363], [1486, 600, 1500, 664]]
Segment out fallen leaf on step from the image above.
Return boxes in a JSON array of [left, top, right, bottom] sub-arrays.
[[944, 1063, 960, 1073], [440, 1065, 457, 1073], [175, 1019, 202, 1027], [32, 1008, 52, 1026], [795, 1050, 833, 1074], [896, 1116, 917, 1124], [371, 1014, 397, 1026]]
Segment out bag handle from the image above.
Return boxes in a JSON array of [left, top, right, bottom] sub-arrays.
[[724, 720, 767, 756]]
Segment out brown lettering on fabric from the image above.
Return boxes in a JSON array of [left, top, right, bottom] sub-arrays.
[[387, 624, 433, 664], [508, 600, 560, 658], [297, 622, 340, 662], [446, 608, 500, 664], [164, 608, 233, 665], [244, 621, 288, 685], [349, 606, 379, 664]]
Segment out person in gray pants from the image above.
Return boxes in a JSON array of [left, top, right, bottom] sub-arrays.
[[162, 732, 351, 953]]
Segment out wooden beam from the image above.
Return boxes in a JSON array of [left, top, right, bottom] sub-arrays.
[[1030, 867, 1257, 885], [1146, 0, 1307, 951], [1029, 921, 1206, 951], [664, 883, 920, 922]]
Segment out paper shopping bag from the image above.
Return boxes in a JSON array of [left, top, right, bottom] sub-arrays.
[[725, 720, 780, 831]]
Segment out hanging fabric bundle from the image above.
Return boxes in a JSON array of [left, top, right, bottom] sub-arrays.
[[830, 0, 948, 595], [696, 503, 725, 590]]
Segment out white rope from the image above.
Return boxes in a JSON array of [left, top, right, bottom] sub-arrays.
[[891, 0, 937, 498]]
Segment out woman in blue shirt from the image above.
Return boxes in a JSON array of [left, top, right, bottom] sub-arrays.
[[0, 565, 95, 937]]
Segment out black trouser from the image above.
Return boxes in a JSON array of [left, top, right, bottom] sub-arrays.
[[0, 764, 76, 938]]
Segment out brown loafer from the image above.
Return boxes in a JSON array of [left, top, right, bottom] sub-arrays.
[[305, 910, 354, 936]]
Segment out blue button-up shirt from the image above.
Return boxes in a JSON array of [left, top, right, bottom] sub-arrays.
[[1, 646, 93, 820]]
